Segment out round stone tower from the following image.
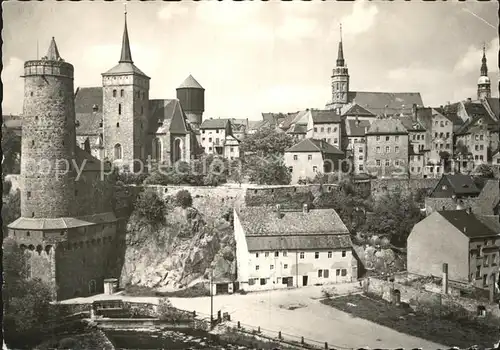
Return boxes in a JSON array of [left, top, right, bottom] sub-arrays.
[[176, 74, 205, 130], [21, 37, 77, 218]]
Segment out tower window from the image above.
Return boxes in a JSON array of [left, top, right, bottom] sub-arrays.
[[113, 89, 117, 97], [31, 140, 35, 147], [114, 144, 122, 159], [118, 104, 122, 115], [30, 91, 34, 97], [120, 89, 124, 97], [116, 122, 120, 128], [141, 106, 143, 115], [35, 116, 39, 121], [27, 191, 32, 199]]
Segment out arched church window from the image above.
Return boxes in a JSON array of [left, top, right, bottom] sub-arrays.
[[114, 144, 122, 160], [120, 89, 124, 97], [118, 104, 122, 115], [113, 89, 117, 97]]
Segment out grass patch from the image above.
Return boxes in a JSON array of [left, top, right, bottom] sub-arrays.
[[321, 293, 499, 348], [217, 328, 301, 350], [123, 284, 210, 298]]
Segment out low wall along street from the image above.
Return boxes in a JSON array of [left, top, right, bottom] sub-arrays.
[[363, 276, 500, 320]]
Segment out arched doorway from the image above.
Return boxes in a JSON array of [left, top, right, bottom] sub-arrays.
[[89, 279, 97, 295], [172, 138, 183, 163]]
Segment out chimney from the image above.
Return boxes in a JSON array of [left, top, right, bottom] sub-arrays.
[[490, 273, 496, 303], [442, 263, 448, 295], [303, 203, 309, 213]]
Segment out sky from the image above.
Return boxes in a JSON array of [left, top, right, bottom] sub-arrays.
[[2, 1, 499, 120]]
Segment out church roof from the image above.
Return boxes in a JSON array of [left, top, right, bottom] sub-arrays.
[[336, 91, 423, 116], [75, 87, 103, 136], [177, 75, 204, 90], [149, 99, 189, 135]]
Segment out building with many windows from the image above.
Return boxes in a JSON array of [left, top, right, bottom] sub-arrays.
[[233, 204, 357, 292], [305, 109, 342, 149], [365, 118, 409, 178]]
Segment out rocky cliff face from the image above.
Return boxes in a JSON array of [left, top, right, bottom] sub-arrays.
[[120, 199, 237, 290]]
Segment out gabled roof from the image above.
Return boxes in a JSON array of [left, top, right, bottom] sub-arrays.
[[346, 91, 423, 115], [344, 119, 371, 137], [484, 97, 500, 121], [249, 119, 270, 131], [438, 210, 499, 239], [200, 118, 230, 130], [285, 138, 343, 155], [280, 110, 307, 130], [237, 207, 349, 236], [342, 104, 376, 117], [396, 116, 426, 131], [75, 87, 103, 136], [455, 113, 498, 135], [464, 101, 490, 119], [286, 123, 308, 134], [430, 174, 481, 197], [311, 110, 341, 124], [177, 75, 204, 90], [366, 118, 408, 135], [149, 99, 188, 134]]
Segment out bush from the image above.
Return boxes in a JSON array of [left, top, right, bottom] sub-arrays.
[[156, 298, 193, 323], [58, 337, 78, 349], [175, 189, 193, 208], [133, 189, 166, 223]]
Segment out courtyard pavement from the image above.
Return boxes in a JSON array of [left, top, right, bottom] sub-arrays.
[[61, 283, 446, 349]]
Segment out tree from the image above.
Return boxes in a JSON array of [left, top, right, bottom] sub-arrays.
[[175, 189, 193, 208], [3, 239, 56, 348], [474, 163, 494, 179], [239, 128, 297, 156], [133, 189, 166, 224], [2, 127, 21, 175], [363, 188, 422, 247], [245, 154, 291, 185], [2, 188, 21, 238]]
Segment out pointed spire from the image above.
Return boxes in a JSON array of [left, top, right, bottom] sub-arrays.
[[119, 4, 133, 64], [46, 37, 62, 61], [336, 23, 345, 67], [480, 43, 488, 77]]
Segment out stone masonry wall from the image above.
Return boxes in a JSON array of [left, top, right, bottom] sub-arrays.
[[364, 276, 500, 319], [371, 178, 439, 198]]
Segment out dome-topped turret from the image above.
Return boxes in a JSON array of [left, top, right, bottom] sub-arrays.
[[478, 75, 490, 85]]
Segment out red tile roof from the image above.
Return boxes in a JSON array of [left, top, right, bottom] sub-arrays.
[[311, 110, 341, 124], [344, 119, 371, 137], [366, 118, 408, 135], [342, 104, 376, 117]]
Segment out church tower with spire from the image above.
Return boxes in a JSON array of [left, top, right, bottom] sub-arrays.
[[102, 7, 150, 170], [330, 24, 350, 111], [477, 44, 491, 100]]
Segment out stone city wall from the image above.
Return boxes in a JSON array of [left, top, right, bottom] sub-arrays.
[[364, 276, 500, 320]]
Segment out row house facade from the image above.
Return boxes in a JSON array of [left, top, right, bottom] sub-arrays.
[[234, 205, 357, 292], [199, 118, 240, 156], [365, 118, 409, 178]]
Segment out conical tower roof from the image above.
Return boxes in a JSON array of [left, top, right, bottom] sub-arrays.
[[336, 24, 345, 67], [177, 75, 204, 90], [119, 10, 133, 63], [46, 37, 62, 61]]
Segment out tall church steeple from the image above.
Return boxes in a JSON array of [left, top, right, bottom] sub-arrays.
[[330, 24, 350, 111], [119, 5, 133, 64], [336, 24, 345, 67], [477, 44, 491, 100]]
